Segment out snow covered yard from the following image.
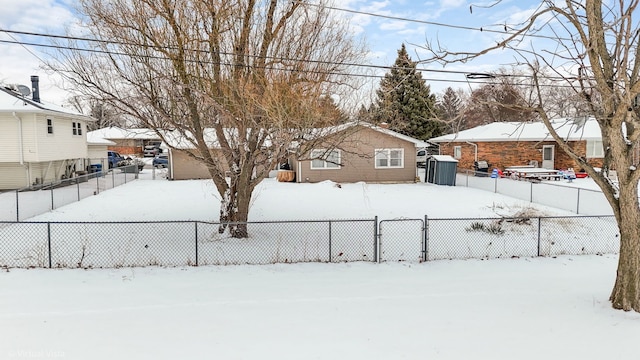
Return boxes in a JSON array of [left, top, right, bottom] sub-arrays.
[[1, 255, 638, 360], [0, 173, 619, 267], [0, 174, 635, 360]]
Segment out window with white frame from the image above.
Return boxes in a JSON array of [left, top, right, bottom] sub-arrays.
[[375, 148, 404, 168], [310, 149, 341, 169], [72, 122, 78, 136], [586, 140, 604, 158], [453, 146, 462, 159], [47, 118, 53, 134]]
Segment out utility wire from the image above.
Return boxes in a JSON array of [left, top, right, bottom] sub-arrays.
[[0, 29, 573, 83], [0, 38, 499, 86], [294, 0, 572, 42]]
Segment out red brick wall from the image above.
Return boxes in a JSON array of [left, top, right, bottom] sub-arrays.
[[439, 140, 602, 171], [108, 146, 142, 156]]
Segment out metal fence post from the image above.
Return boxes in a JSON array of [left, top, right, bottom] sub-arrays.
[[537, 217, 542, 257], [50, 187, 54, 210], [15, 190, 19, 222], [328, 221, 332, 263], [494, 176, 497, 193], [373, 216, 378, 263], [111, 169, 115, 189], [576, 188, 581, 214], [530, 182, 533, 202], [96, 174, 100, 195], [195, 222, 199, 266], [423, 214, 429, 262], [76, 177, 80, 201], [47, 222, 52, 268]]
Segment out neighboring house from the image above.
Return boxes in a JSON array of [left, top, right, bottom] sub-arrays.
[[429, 118, 603, 171], [163, 122, 427, 183], [87, 126, 161, 156], [86, 131, 116, 171], [290, 122, 429, 183], [0, 76, 95, 190]]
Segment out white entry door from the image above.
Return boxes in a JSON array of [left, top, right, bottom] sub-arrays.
[[542, 145, 555, 169]]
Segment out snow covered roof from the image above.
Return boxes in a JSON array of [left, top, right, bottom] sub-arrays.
[[430, 118, 602, 143], [163, 128, 220, 149], [163, 121, 431, 150], [317, 121, 431, 148], [88, 126, 161, 141], [0, 85, 92, 119], [86, 131, 116, 146], [428, 155, 458, 162]]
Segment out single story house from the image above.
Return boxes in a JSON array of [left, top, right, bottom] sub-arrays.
[[162, 122, 428, 183], [289, 122, 429, 183], [0, 76, 95, 190], [87, 126, 161, 156], [429, 118, 604, 171], [163, 130, 270, 181]]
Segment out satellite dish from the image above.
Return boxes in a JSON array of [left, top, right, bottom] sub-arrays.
[[16, 84, 31, 97]]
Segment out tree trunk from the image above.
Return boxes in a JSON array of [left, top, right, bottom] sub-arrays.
[[609, 180, 640, 312], [218, 174, 253, 239]]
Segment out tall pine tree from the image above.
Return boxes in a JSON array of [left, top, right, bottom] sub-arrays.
[[437, 87, 463, 133], [369, 44, 441, 140]]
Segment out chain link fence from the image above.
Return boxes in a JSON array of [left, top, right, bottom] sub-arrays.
[[456, 171, 613, 216], [0, 215, 619, 269], [0, 219, 377, 268], [0, 165, 139, 222]]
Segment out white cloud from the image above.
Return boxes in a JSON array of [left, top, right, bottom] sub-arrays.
[[440, 0, 466, 9], [0, 0, 78, 104]]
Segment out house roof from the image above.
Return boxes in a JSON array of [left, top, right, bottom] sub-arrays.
[[318, 121, 432, 148], [428, 155, 458, 163], [429, 118, 602, 143], [88, 126, 161, 141], [0, 85, 93, 120], [86, 131, 117, 146]]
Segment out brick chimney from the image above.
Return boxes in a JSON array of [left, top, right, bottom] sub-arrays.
[[31, 75, 40, 103]]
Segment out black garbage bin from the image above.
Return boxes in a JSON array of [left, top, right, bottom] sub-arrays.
[[474, 161, 490, 177]]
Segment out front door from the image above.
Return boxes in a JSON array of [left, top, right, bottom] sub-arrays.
[[542, 145, 555, 169]]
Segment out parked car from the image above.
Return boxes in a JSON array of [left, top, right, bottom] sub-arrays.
[[107, 151, 125, 169], [143, 145, 161, 157], [117, 157, 146, 172], [153, 154, 168, 168], [416, 148, 427, 168]]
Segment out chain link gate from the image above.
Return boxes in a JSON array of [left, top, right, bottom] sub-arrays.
[[378, 218, 426, 262]]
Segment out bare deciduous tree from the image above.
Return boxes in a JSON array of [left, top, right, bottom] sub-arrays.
[[424, 0, 640, 312], [52, 0, 365, 237]]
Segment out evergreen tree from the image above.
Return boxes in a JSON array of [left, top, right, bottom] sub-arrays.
[[437, 87, 462, 133], [370, 44, 441, 140]]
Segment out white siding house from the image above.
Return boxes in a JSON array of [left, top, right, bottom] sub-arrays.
[[0, 77, 95, 190]]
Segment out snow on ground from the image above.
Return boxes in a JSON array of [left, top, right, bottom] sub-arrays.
[[1, 172, 637, 359], [29, 169, 578, 222], [1, 255, 638, 360]]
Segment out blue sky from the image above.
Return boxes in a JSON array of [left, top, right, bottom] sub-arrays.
[[0, 0, 543, 105]]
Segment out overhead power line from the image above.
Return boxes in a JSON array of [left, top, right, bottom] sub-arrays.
[[0, 28, 572, 85], [293, 0, 569, 42]]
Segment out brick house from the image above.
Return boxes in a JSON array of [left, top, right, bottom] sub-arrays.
[[87, 126, 161, 156], [429, 118, 604, 172]]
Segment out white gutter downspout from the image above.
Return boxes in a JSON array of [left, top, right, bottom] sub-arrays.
[[12, 112, 25, 165], [12, 112, 29, 186], [465, 141, 478, 162]]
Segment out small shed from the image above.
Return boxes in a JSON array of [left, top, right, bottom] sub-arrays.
[[425, 155, 458, 186]]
